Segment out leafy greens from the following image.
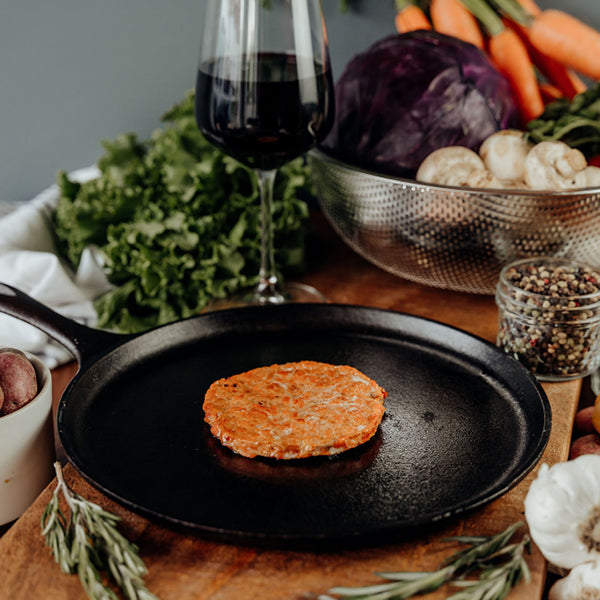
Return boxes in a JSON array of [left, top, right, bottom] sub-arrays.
[[53, 91, 312, 333], [526, 82, 600, 160]]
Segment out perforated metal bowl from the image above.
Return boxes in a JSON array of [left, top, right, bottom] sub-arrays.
[[310, 149, 600, 295]]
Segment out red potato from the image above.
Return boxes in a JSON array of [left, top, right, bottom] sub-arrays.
[[0, 349, 38, 416], [570, 433, 600, 460], [574, 406, 597, 436], [593, 394, 600, 434], [0, 385, 3, 412]]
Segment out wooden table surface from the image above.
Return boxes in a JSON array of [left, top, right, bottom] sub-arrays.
[[0, 215, 581, 599]]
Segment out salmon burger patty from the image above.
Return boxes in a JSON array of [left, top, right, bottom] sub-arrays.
[[203, 360, 387, 459]]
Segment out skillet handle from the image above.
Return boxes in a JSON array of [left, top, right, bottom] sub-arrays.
[[0, 283, 132, 365]]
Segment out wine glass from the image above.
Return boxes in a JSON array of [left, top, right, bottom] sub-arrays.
[[195, 0, 335, 308]]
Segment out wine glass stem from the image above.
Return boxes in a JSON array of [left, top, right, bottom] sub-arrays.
[[256, 169, 285, 304]]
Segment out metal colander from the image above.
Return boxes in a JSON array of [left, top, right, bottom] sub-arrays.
[[309, 149, 600, 295]]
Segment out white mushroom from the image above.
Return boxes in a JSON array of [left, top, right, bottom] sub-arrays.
[[572, 165, 600, 188], [464, 169, 502, 189], [416, 147, 494, 187], [497, 179, 528, 190], [524, 141, 587, 190], [479, 129, 533, 184]]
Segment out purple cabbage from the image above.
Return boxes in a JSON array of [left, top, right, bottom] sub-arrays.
[[321, 30, 519, 178]]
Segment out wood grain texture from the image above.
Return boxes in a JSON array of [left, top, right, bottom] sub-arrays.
[[0, 214, 582, 599]]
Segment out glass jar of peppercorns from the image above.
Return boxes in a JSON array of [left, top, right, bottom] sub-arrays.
[[496, 257, 600, 381]]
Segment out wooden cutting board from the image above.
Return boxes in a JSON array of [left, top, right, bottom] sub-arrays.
[[0, 214, 582, 599]]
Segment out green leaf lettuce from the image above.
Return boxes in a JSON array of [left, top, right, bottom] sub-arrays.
[[52, 91, 312, 333]]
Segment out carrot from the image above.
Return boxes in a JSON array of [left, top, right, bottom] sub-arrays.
[[528, 9, 600, 81], [394, 0, 431, 33], [503, 17, 586, 100], [539, 82, 563, 104], [523, 43, 587, 99], [515, 0, 541, 17], [497, 0, 587, 99], [459, 0, 544, 124], [429, 0, 484, 48], [488, 27, 545, 122]]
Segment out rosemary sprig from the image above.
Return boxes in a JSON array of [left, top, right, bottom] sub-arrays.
[[320, 521, 530, 600], [446, 536, 531, 600], [41, 462, 160, 600]]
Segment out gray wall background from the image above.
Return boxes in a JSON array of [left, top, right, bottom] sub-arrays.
[[2, 0, 599, 203]]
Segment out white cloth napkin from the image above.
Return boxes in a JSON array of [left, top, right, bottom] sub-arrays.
[[0, 166, 113, 367]]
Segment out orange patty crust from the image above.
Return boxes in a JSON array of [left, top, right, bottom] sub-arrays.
[[203, 361, 387, 459]]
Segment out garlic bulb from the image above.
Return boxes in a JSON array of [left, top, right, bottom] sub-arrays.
[[548, 561, 600, 600], [524, 455, 600, 569]]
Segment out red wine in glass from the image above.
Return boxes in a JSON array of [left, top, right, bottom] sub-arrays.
[[195, 53, 334, 171], [194, 0, 335, 309]]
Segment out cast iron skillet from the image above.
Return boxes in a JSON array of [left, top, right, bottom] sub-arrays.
[[0, 283, 551, 547]]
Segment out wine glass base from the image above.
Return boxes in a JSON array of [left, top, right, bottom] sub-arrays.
[[202, 282, 326, 313]]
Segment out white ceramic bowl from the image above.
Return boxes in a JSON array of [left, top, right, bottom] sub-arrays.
[[0, 354, 55, 525]]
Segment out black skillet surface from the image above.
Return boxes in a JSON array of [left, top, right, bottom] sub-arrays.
[[0, 284, 551, 546]]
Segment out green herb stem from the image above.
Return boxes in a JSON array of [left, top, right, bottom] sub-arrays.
[[41, 462, 160, 600], [488, 0, 531, 26], [320, 522, 530, 600], [458, 0, 505, 37]]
